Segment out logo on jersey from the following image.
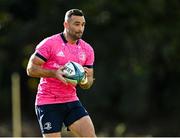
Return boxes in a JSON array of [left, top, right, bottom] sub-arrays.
[[44, 122, 52, 130], [79, 52, 86, 61], [53, 63, 60, 68], [56, 51, 65, 57]]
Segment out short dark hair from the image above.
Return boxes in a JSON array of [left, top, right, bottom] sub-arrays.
[[65, 9, 84, 21]]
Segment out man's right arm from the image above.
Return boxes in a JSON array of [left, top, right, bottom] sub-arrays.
[[26, 53, 67, 84]]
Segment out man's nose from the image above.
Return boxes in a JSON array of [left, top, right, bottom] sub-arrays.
[[79, 25, 84, 32]]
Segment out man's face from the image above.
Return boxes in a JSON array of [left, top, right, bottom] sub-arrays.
[[66, 15, 86, 40]]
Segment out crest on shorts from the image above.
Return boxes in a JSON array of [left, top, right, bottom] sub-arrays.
[[44, 122, 52, 130]]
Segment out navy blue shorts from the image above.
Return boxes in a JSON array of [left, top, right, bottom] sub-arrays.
[[35, 100, 89, 134]]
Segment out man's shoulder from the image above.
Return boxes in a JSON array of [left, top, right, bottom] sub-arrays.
[[36, 33, 61, 48], [79, 39, 93, 49], [42, 33, 61, 45], [47, 33, 61, 41]]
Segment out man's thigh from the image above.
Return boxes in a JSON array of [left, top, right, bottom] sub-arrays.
[[64, 100, 89, 127], [63, 101, 96, 137], [35, 104, 65, 134], [68, 115, 96, 137]]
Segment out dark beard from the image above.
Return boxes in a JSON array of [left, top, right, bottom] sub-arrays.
[[70, 32, 83, 40]]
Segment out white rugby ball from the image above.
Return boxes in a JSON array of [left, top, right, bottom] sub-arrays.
[[63, 61, 85, 83]]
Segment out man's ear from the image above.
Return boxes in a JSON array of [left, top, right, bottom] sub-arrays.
[[64, 21, 69, 29]]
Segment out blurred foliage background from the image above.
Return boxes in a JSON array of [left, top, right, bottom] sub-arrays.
[[1, 0, 180, 136]]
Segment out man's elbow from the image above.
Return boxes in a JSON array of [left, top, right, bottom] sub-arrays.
[[26, 67, 35, 77]]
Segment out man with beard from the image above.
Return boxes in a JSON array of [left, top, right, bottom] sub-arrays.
[[26, 9, 96, 137]]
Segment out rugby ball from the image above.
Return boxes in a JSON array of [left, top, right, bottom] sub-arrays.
[[63, 61, 85, 84]]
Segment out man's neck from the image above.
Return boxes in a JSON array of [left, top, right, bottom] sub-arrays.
[[63, 31, 77, 44]]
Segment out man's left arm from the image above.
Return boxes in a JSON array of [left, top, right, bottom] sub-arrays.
[[79, 67, 94, 89]]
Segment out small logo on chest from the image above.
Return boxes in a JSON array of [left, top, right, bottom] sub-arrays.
[[79, 52, 86, 61], [56, 51, 65, 57]]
